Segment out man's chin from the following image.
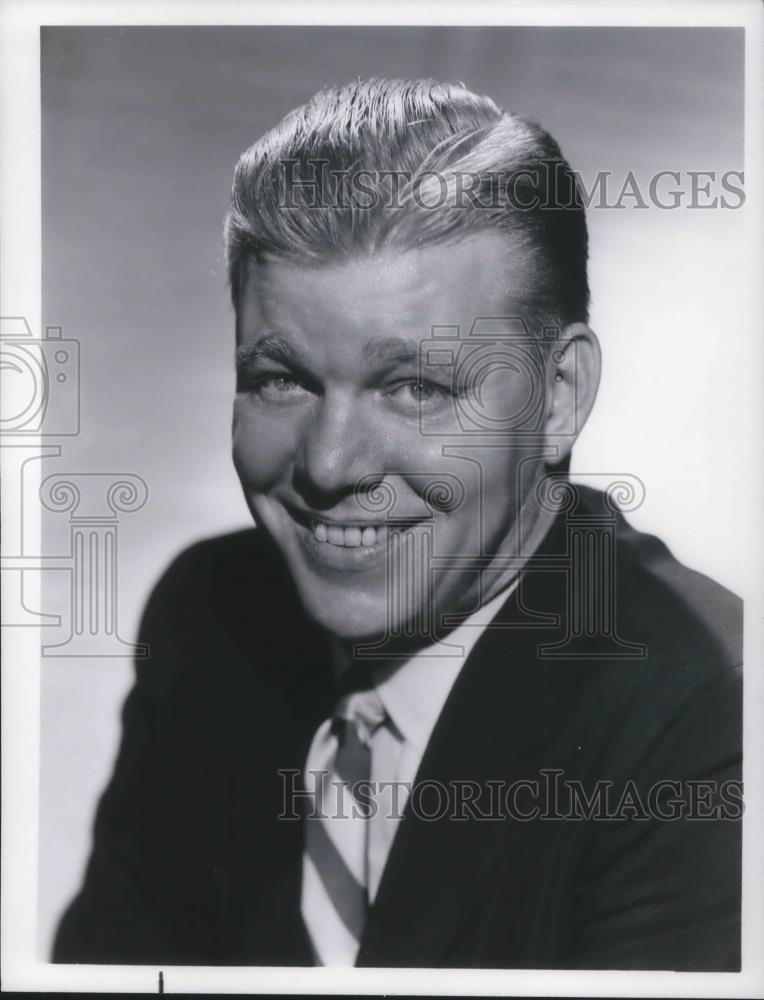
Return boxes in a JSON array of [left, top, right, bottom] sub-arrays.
[[300, 599, 391, 644], [297, 594, 447, 661], [282, 550, 439, 646]]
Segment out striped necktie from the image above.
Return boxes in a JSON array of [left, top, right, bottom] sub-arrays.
[[301, 683, 387, 965]]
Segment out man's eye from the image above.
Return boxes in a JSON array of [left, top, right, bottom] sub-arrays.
[[248, 374, 310, 402], [388, 379, 452, 413]]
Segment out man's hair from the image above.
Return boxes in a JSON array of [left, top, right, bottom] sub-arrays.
[[224, 78, 589, 332]]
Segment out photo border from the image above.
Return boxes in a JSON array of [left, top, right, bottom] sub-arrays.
[[2, 0, 762, 994]]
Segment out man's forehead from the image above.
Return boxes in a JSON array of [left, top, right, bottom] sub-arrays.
[[238, 231, 541, 338]]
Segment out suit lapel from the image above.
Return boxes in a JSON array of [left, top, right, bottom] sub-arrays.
[[213, 550, 336, 966], [357, 515, 586, 967]]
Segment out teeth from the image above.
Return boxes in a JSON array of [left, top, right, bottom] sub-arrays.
[[345, 527, 362, 547], [361, 526, 376, 547], [312, 522, 384, 547]]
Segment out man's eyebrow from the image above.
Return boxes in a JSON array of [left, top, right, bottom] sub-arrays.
[[362, 338, 421, 365], [236, 334, 448, 372], [236, 335, 300, 368]]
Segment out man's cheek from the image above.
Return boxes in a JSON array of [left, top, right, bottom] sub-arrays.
[[232, 411, 293, 491]]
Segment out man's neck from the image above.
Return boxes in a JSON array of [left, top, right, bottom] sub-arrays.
[[330, 485, 560, 678]]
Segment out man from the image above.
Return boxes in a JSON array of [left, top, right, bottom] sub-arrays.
[[54, 79, 742, 970]]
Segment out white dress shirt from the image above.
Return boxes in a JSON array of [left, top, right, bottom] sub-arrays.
[[303, 579, 517, 916]]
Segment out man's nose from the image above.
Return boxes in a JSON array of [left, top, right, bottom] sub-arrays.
[[295, 393, 378, 499]]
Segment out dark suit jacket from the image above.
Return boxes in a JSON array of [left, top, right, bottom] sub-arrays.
[[53, 487, 743, 970]]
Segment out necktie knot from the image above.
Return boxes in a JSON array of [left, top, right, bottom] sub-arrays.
[[333, 688, 387, 746]]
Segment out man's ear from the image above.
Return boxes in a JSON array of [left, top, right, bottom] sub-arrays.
[[543, 322, 601, 464]]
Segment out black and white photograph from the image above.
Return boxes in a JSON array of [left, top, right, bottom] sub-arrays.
[[1, 1, 762, 995]]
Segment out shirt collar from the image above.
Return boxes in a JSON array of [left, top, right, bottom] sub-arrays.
[[370, 581, 517, 753]]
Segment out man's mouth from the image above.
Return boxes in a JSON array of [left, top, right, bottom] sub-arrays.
[[284, 505, 429, 557], [273, 503, 439, 576], [311, 520, 387, 548]]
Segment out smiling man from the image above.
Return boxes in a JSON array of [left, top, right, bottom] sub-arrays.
[[231, 233, 594, 643], [55, 79, 742, 971]]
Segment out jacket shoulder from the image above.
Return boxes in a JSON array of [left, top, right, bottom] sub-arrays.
[[615, 507, 742, 671], [148, 527, 288, 602], [568, 485, 742, 671], [136, 527, 332, 703]]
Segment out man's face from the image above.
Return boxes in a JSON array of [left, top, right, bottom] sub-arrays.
[[233, 231, 555, 643]]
